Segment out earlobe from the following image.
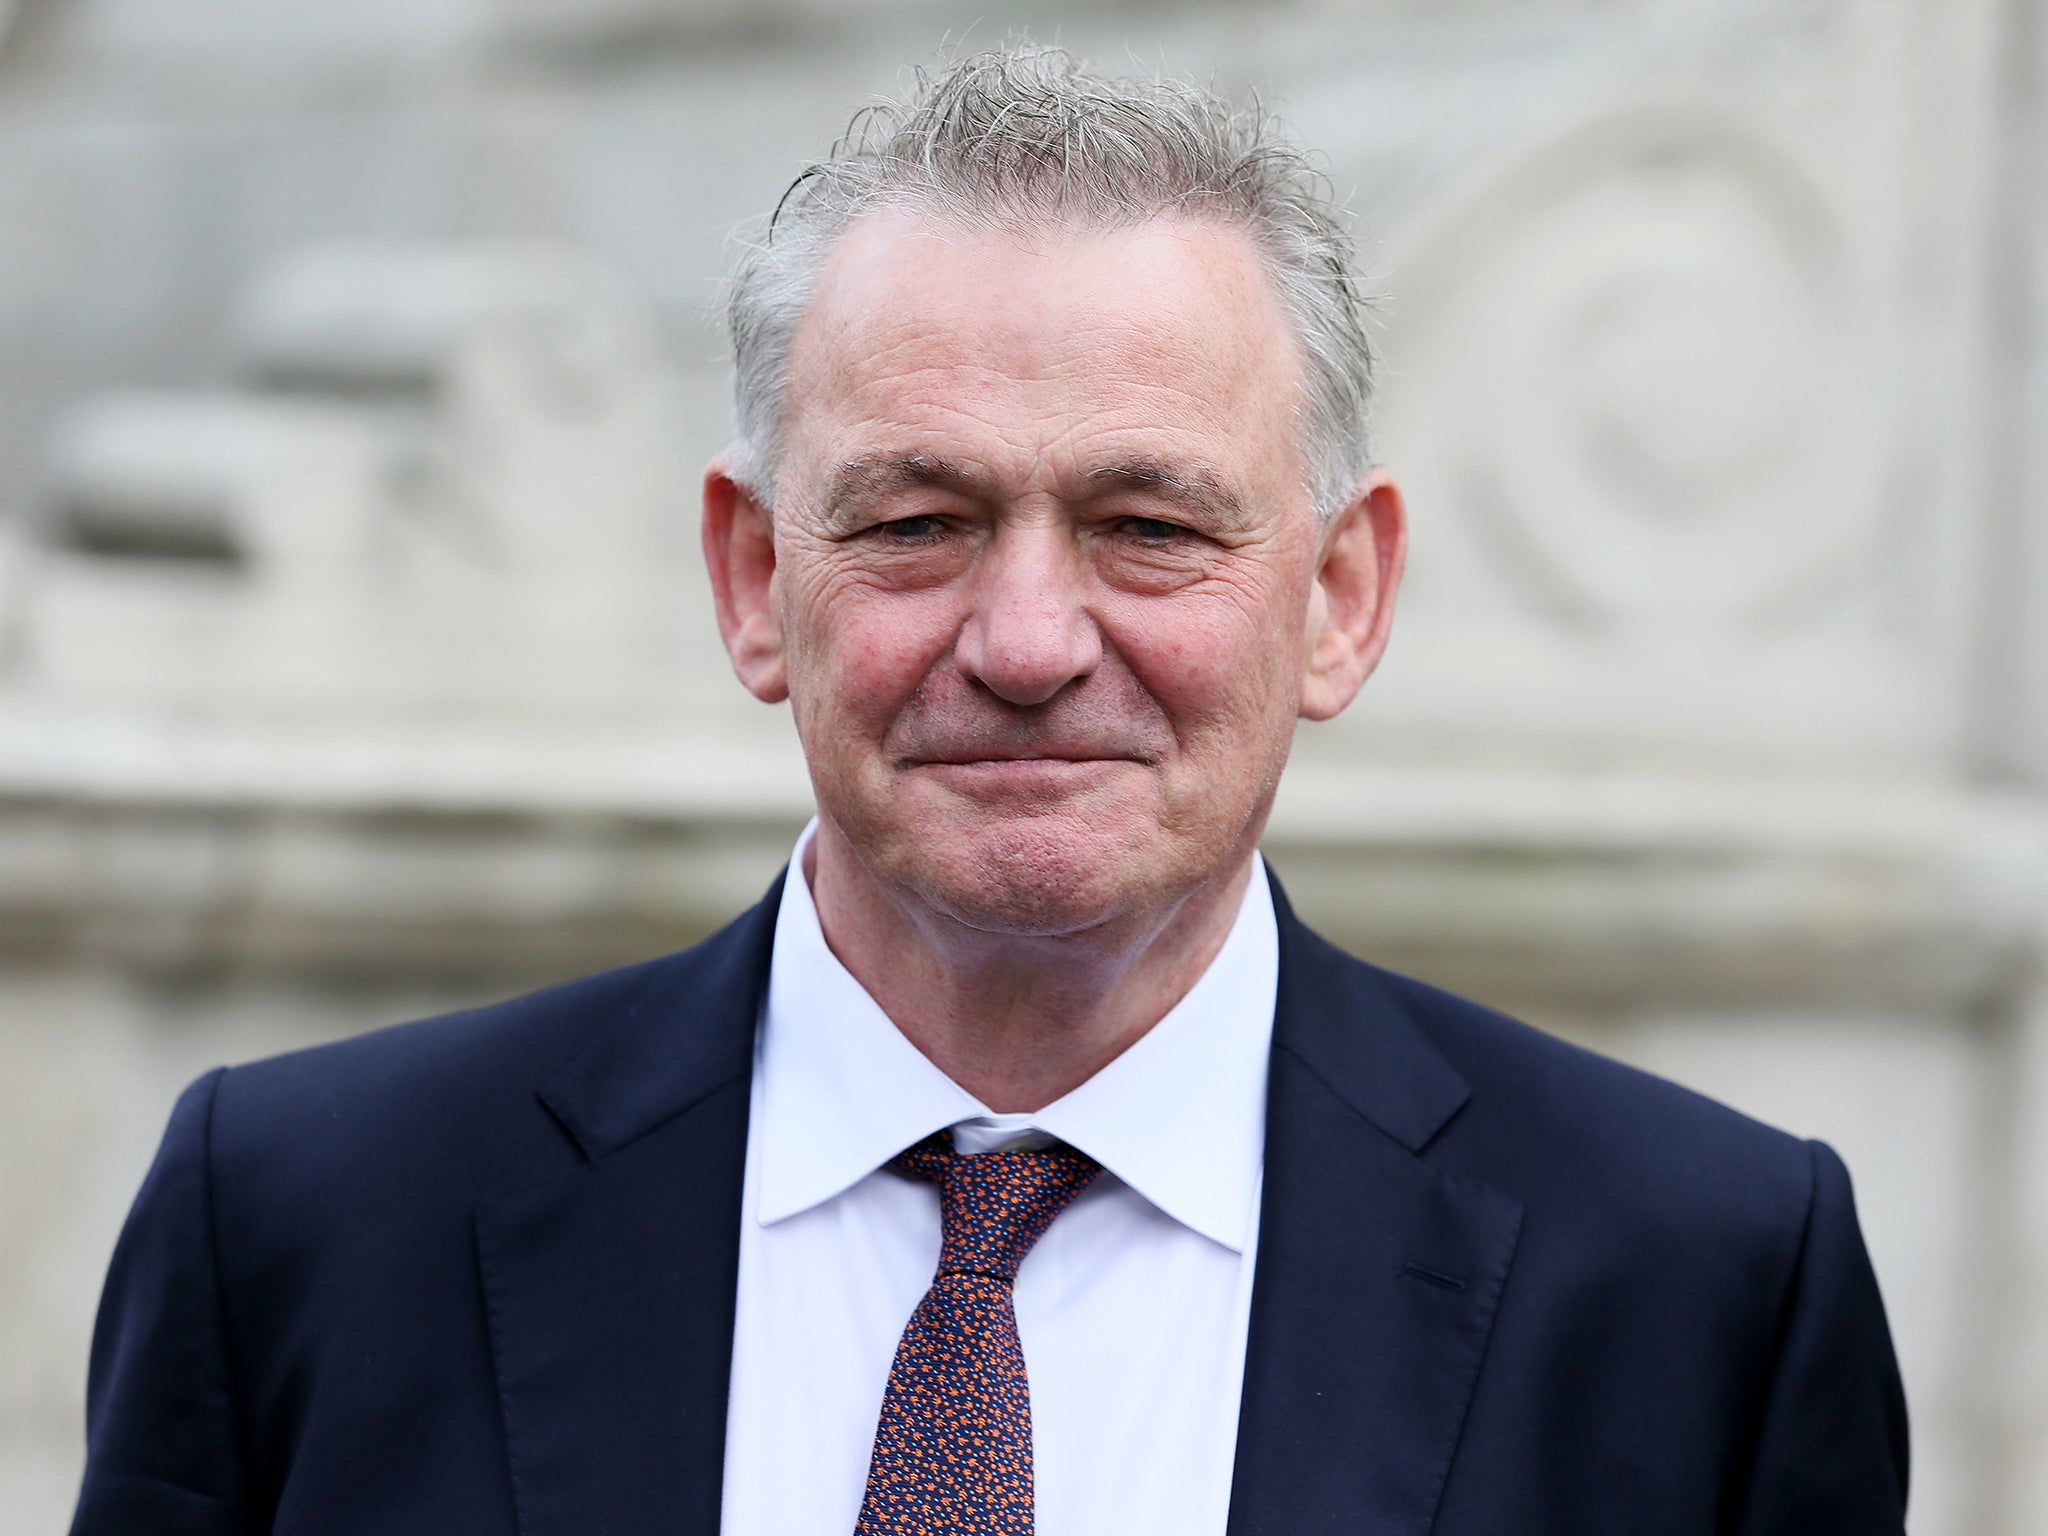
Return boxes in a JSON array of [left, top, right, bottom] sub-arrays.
[[1299, 470, 1408, 722], [701, 457, 790, 704]]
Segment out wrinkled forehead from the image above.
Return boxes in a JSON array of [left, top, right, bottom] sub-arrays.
[[779, 208, 1311, 498]]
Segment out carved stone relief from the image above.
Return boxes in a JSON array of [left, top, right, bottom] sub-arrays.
[[1347, 89, 1947, 773], [1384, 106, 1878, 628], [22, 243, 719, 720]]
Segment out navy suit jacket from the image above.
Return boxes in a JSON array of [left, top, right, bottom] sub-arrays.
[[73, 872, 1908, 1534]]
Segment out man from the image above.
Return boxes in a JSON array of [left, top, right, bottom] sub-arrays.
[[73, 44, 1907, 1536]]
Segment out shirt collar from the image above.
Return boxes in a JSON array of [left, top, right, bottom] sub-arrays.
[[754, 820, 1276, 1253]]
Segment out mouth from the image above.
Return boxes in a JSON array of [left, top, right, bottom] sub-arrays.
[[903, 749, 1150, 768], [902, 755, 1148, 795]]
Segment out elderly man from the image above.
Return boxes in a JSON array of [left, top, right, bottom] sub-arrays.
[[73, 45, 1906, 1536]]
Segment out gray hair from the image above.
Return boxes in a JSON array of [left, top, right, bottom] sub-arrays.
[[722, 42, 1376, 519]]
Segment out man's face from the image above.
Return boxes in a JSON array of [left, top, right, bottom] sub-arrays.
[[712, 210, 1400, 937]]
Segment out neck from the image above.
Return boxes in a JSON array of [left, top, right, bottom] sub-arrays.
[[806, 827, 1257, 1113]]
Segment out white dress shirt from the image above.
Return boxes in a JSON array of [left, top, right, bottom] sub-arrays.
[[719, 822, 1278, 1534]]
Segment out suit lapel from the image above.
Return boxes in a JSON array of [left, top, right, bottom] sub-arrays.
[[475, 879, 781, 1536], [1228, 883, 1524, 1536], [467, 868, 1520, 1535]]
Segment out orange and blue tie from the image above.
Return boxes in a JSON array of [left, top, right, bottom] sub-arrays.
[[853, 1130, 1103, 1535]]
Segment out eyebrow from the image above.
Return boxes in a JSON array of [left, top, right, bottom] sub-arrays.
[[823, 453, 984, 523], [1086, 459, 1248, 529], [819, 450, 1251, 529]]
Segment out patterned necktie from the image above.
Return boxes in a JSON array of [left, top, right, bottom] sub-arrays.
[[854, 1130, 1103, 1535]]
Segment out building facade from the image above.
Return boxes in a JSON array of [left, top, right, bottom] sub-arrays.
[[2, 1, 2045, 1529]]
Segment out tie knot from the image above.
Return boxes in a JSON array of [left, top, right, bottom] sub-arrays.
[[890, 1131, 1102, 1284]]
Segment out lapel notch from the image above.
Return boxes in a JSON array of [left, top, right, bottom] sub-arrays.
[[476, 880, 781, 1536], [1228, 880, 1524, 1535]]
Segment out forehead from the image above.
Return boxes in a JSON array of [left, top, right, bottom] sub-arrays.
[[781, 209, 1306, 489]]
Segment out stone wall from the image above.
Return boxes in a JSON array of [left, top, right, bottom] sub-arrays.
[[2, 1, 2044, 1530]]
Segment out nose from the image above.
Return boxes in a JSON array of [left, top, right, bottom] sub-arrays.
[[952, 520, 1102, 706]]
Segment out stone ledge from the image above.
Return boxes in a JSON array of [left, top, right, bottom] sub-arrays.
[[4, 714, 2041, 1014]]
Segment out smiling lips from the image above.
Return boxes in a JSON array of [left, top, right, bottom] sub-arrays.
[[882, 677, 1171, 774], [908, 749, 1148, 767]]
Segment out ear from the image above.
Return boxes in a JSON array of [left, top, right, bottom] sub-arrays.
[[1298, 468, 1408, 722], [701, 455, 790, 704]]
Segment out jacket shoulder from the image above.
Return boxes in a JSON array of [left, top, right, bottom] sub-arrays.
[[206, 885, 775, 1214], [1282, 911, 1825, 1243], [1392, 963, 1804, 1160], [214, 951, 672, 1180]]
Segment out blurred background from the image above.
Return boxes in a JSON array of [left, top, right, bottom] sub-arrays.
[[1, 0, 2044, 1529]]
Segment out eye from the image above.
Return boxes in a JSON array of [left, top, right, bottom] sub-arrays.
[[1120, 517, 1191, 545], [874, 514, 947, 542]]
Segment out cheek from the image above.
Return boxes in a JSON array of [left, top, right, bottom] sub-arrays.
[[782, 568, 958, 725], [1112, 584, 1303, 739]]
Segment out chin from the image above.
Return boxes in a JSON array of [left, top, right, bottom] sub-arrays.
[[891, 807, 1190, 939]]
